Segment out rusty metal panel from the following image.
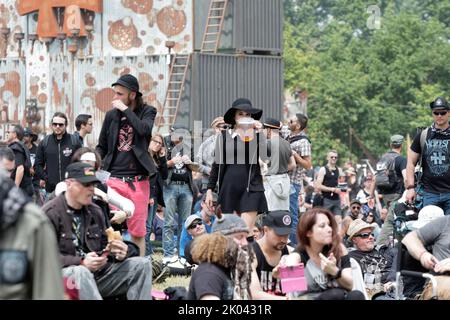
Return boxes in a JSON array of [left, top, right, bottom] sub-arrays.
[[72, 55, 169, 146], [104, 0, 193, 56], [194, 0, 283, 53], [0, 0, 27, 59], [185, 53, 283, 129], [0, 59, 26, 139]]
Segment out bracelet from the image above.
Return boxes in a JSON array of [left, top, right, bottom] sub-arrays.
[[331, 268, 342, 280]]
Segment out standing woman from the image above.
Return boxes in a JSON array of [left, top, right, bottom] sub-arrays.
[[205, 98, 268, 239], [283, 208, 365, 300], [146, 133, 168, 255]]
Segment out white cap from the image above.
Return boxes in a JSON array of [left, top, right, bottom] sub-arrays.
[[411, 205, 444, 229], [80, 152, 96, 162]]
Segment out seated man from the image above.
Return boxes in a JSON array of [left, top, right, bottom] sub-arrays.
[[252, 211, 293, 296], [340, 199, 363, 241], [347, 219, 396, 299], [402, 211, 450, 276], [179, 192, 217, 260], [43, 162, 152, 300], [182, 214, 208, 265]]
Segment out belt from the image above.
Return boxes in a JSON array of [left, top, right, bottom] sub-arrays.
[[171, 181, 188, 185], [112, 175, 149, 183], [111, 175, 149, 191]]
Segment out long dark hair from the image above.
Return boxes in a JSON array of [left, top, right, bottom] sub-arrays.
[[297, 208, 343, 262]]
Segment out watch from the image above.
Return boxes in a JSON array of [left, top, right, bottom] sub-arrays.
[[406, 185, 415, 190]]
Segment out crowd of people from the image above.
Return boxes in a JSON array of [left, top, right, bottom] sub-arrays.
[[1, 73, 449, 301]]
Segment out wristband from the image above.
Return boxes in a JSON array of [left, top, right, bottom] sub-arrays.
[[331, 268, 342, 280], [406, 185, 415, 190]]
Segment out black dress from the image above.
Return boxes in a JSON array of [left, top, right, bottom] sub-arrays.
[[209, 131, 268, 214]]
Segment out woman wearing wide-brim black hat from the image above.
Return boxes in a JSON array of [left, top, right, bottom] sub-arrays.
[[205, 98, 268, 239]]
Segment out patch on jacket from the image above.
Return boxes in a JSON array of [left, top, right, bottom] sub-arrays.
[[0, 250, 28, 284], [63, 147, 73, 157]]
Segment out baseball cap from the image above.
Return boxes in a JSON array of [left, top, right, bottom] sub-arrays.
[[263, 211, 292, 236], [65, 162, 100, 184], [411, 205, 444, 229], [184, 215, 202, 229], [390, 134, 404, 145], [111, 74, 142, 97]]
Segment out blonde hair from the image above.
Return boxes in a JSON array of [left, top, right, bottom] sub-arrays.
[[191, 233, 228, 266]]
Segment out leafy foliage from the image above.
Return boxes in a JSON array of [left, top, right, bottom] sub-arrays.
[[284, 0, 450, 164]]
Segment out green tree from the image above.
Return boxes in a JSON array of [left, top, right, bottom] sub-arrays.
[[284, 0, 450, 165]]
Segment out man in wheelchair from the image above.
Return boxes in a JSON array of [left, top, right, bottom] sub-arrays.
[[402, 208, 450, 300]]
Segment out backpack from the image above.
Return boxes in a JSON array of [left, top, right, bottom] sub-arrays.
[[375, 151, 399, 191]]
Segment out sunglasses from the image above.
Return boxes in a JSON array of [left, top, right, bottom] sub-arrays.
[[351, 206, 361, 210], [52, 123, 65, 127], [188, 221, 203, 229], [151, 140, 163, 145], [80, 181, 96, 188], [330, 156, 338, 159], [354, 232, 374, 239], [433, 111, 448, 116]]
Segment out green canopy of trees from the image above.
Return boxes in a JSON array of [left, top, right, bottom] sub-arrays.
[[284, 0, 450, 165]]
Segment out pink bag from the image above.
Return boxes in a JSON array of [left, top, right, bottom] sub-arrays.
[[279, 264, 307, 293]]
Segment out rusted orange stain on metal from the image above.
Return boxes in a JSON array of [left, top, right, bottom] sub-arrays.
[[17, 0, 103, 38]]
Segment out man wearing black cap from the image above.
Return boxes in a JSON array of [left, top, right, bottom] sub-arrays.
[[43, 163, 152, 300], [406, 97, 450, 214], [263, 118, 296, 211], [96, 74, 157, 256], [252, 211, 293, 298]]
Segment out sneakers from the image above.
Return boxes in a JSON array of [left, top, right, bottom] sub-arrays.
[[152, 259, 170, 284]]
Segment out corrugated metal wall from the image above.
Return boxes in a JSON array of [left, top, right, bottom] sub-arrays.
[[185, 53, 283, 129], [194, 0, 283, 53], [236, 0, 283, 53]]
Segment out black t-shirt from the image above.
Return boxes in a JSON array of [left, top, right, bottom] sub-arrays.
[[252, 241, 288, 295], [410, 128, 450, 194], [187, 263, 233, 300], [110, 117, 146, 177], [9, 142, 33, 196], [348, 248, 393, 285], [168, 143, 190, 182], [393, 155, 407, 194]]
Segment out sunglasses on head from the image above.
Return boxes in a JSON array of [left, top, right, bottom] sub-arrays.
[[188, 221, 203, 229], [354, 232, 374, 239], [52, 122, 65, 127], [433, 110, 448, 116]]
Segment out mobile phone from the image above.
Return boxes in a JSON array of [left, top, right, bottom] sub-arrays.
[[96, 249, 110, 257], [279, 264, 307, 293]]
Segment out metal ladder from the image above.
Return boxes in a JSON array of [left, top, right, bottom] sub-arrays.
[[201, 0, 229, 53], [156, 54, 191, 132]]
